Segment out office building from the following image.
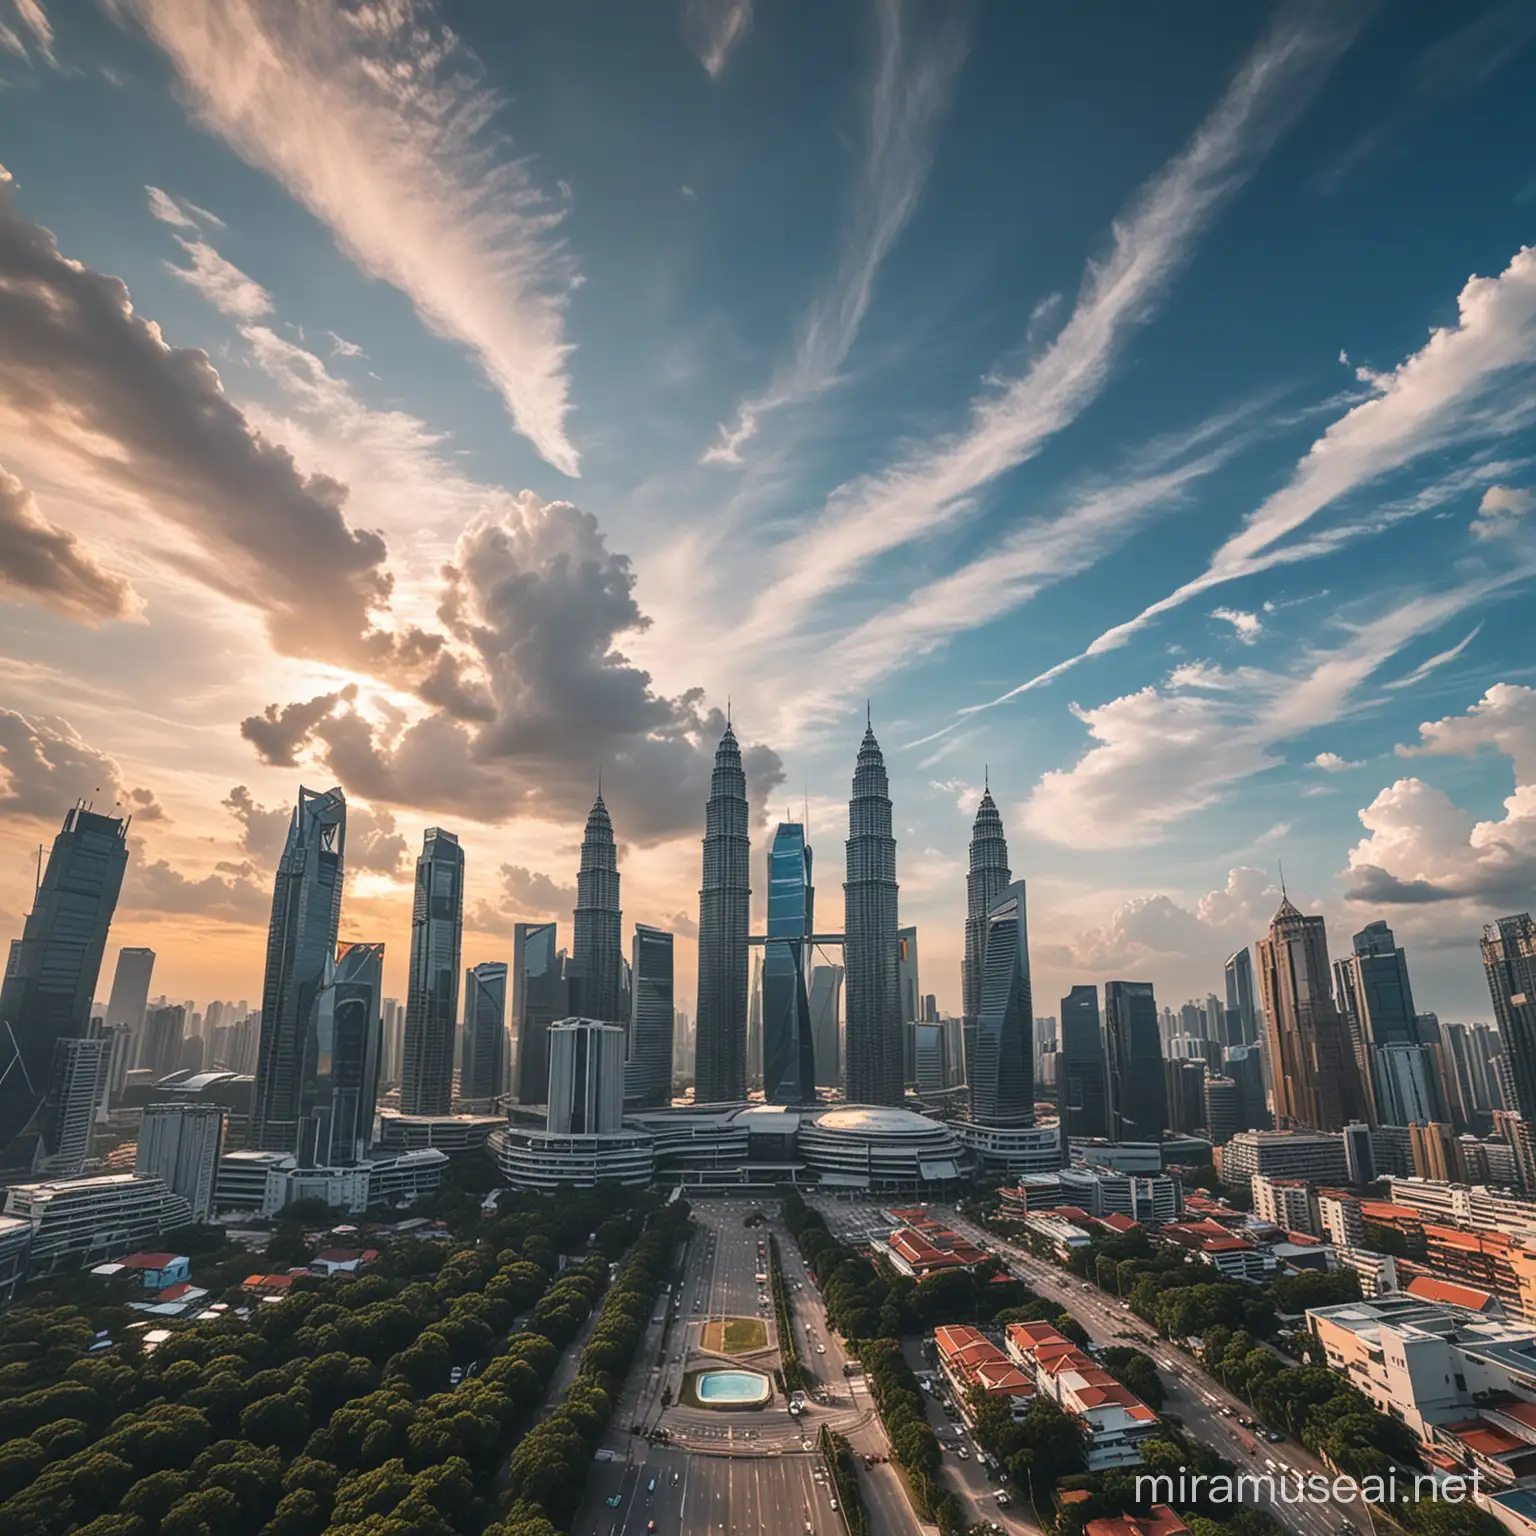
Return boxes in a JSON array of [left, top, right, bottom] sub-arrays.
[[844, 717, 902, 1106], [1165, 1058, 1208, 1136], [512, 922, 565, 1105], [1215, 1129, 1348, 1191], [746, 951, 763, 1088], [1343, 1120, 1376, 1184], [136, 1004, 184, 1081], [1222, 1042, 1270, 1133], [298, 940, 383, 1166], [570, 793, 624, 1027], [1225, 948, 1259, 1047], [899, 925, 920, 1086], [3, 1173, 191, 1278], [626, 927, 675, 1108], [0, 804, 129, 1169], [962, 779, 1011, 1088], [1105, 981, 1167, 1144], [1060, 986, 1109, 1140], [1375, 1043, 1445, 1128], [547, 1019, 626, 1136], [762, 825, 817, 1105], [914, 1023, 947, 1093], [968, 882, 1034, 1128], [380, 997, 403, 1088], [401, 828, 464, 1116], [810, 964, 844, 1090], [33, 1032, 112, 1177], [136, 1102, 227, 1222], [694, 722, 751, 1104], [251, 786, 347, 1155], [1203, 1075, 1241, 1147], [1257, 897, 1367, 1132], [1483, 916, 1536, 1123], [104, 946, 155, 1079], [461, 961, 508, 1105]]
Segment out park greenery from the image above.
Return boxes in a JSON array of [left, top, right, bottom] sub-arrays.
[[765, 1234, 804, 1392], [818, 1426, 868, 1536], [0, 1172, 683, 1536]]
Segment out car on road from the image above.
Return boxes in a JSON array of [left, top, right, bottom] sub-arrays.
[[957, 1447, 969, 1460], [816, 1344, 826, 1354], [1265, 1431, 1283, 1443], [1220, 1407, 1234, 1417], [997, 1493, 1012, 1507], [606, 1496, 622, 1507]]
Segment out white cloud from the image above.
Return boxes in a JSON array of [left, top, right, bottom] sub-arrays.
[[733, 1, 1365, 647], [146, 185, 197, 230], [683, 0, 753, 79], [164, 234, 273, 320], [326, 330, 364, 360], [1212, 606, 1262, 642], [929, 777, 980, 815], [123, 0, 582, 476], [1382, 622, 1482, 690], [2, 0, 53, 67], [705, 0, 967, 464], [1312, 751, 1363, 771], [1472, 482, 1533, 538]]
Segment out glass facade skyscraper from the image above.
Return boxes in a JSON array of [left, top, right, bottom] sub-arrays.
[[626, 925, 674, 1108], [763, 823, 817, 1105], [1059, 984, 1109, 1140], [251, 786, 346, 1154], [844, 719, 902, 1106], [570, 794, 624, 1026], [299, 939, 382, 1166], [1483, 914, 1536, 1123], [695, 724, 751, 1103], [0, 805, 129, 1170], [512, 922, 566, 1104], [968, 881, 1034, 1128], [1104, 980, 1167, 1144], [462, 961, 508, 1105], [547, 1019, 626, 1135], [962, 783, 1011, 1088], [1224, 947, 1258, 1047], [401, 827, 464, 1116], [810, 963, 843, 1090]]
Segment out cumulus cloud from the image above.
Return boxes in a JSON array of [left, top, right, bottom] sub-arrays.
[[1212, 606, 1262, 642], [240, 492, 785, 842], [1472, 483, 1533, 538], [667, 910, 700, 939], [127, 786, 166, 822], [121, 838, 269, 922], [469, 862, 577, 932], [1312, 751, 1363, 772], [122, 0, 581, 474], [223, 783, 292, 864], [683, 0, 752, 78], [0, 709, 159, 824], [0, 462, 138, 622], [223, 780, 406, 876], [1342, 684, 1536, 906]]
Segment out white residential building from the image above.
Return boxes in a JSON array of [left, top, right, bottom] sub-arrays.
[[1252, 1176, 1318, 1235], [3, 1174, 191, 1277], [136, 1103, 226, 1223]]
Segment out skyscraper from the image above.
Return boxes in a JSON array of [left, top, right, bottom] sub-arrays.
[[695, 723, 751, 1104], [962, 780, 1011, 1087], [297, 940, 383, 1166], [104, 946, 155, 1066], [1204, 1076, 1241, 1147], [763, 824, 817, 1105], [251, 786, 347, 1155], [747, 952, 763, 1088], [1059, 985, 1109, 1140], [844, 717, 902, 1106], [512, 922, 565, 1104], [547, 1019, 626, 1135], [462, 961, 508, 1105], [34, 1032, 112, 1176], [570, 794, 624, 1026], [401, 828, 463, 1116], [1224, 948, 1259, 1047], [137, 1004, 185, 1080], [898, 925, 920, 1087], [968, 882, 1034, 1128], [1483, 915, 1536, 1124], [1104, 981, 1167, 1144], [626, 926, 675, 1108], [0, 804, 129, 1169], [810, 964, 844, 1090], [914, 1023, 947, 1093], [1256, 897, 1368, 1133], [137, 1102, 226, 1222]]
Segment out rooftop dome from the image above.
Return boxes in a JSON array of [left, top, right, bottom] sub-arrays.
[[812, 1105, 944, 1135]]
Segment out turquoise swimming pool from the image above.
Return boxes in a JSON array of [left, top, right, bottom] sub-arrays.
[[695, 1369, 771, 1405]]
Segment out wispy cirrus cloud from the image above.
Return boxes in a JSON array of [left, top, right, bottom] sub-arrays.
[[704, 0, 968, 464], [732, 0, 1368, 649], [120, 0, 583, 476], [0, 0, 54, 68], [683, 0, 753, 79]]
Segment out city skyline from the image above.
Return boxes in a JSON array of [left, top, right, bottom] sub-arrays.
[[2, 4, 1535, 1031]]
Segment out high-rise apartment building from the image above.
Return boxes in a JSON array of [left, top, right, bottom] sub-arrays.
[[968, 882, 1034, 1128], [547, 1019, 626, 1135], [914, 1023, 947, 1093], [401, 828, 464, 1116], [1256, 898, 1368, 1133], [380, 997, 403, 1088], [34, 1033, 112, 1177], [104, 946, 155, 1075], [251, 786, 347, 1155], [295, 940, 382, 1167], [137, 1102, 227, 1222], [899, 925, 920, 1087], [962, 781, 1011, 1088], [0, 805, 129, 1169], [1104, 981, 1167, 1145], [1224, 947, 1259, 1047], [137, 1004, 186, 1081], [1483, 915, 1536, 1124], [462, 962, 508, 1106], [746, 952, 763, 1088], [694, 723, 751, 1104], [626, 926, 674, 1108], [810, 964, 844, 1090], [844, 718, 902, 1106], [1060, 986, 1109, 1140], [1204, 1076, 1241, 1146], [512, 922, 565, 1104], [763, 824, 817, 1105], [569, 794, 623, 1029]]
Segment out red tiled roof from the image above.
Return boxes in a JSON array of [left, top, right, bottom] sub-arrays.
[[1445, 1421, 1526, 1457], [243, 1273, 300, 1290], [1360, 1201, 1423, 1223], [1087, 1505, 1188, 1536], [1495, 1402, 1536, 1430], [1406, 1275, 1497, 1310], [156, 1282, 198, 1301], [120, 1252, 179, 1269], [1097, 1214, 1139, 1233], [1056, 1206, 1092, 1222], [313, 1248, 366, 1263]]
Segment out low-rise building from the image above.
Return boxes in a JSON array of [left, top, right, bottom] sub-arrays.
[[1086, 1507, 1189, 1536], [0, 1216, 31, 1305], [886, 1223, 989, 1278], [1252, 1176, 1317, 1236], [310, 1248, 378, 1277], [1025, 1212, 1094, 1261], [1336, 1247, 1399, 1297], [1161, 1219, 1277, 1285], [1215, 1130, 1347, 1191], [1318, 1192, 1364, 1248], [3, 1174, 192, 1278], [110, 1252, 191, 1291], [1005, 1321, 1159, 1469], [212, 1149, 448, 1215], [933, 1325, 1034, 1418]]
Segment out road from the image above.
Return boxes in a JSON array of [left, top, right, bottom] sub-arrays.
[[571, 1198, 921, 1536], [935, 1208, 1357, 1536]]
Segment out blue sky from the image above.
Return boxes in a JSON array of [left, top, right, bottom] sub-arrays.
[[0, 0, 1533, 1024]]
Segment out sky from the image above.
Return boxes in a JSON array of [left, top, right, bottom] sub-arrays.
[[0, 0, 1534, 1031]]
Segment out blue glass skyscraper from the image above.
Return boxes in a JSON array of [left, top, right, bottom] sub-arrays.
[[461, 960, 508, 1105], [401, 827, 464, 1115], [300, 939, 383, 1166], [763, 822, 817, 1105], [969, 881, 1034, 1128]]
